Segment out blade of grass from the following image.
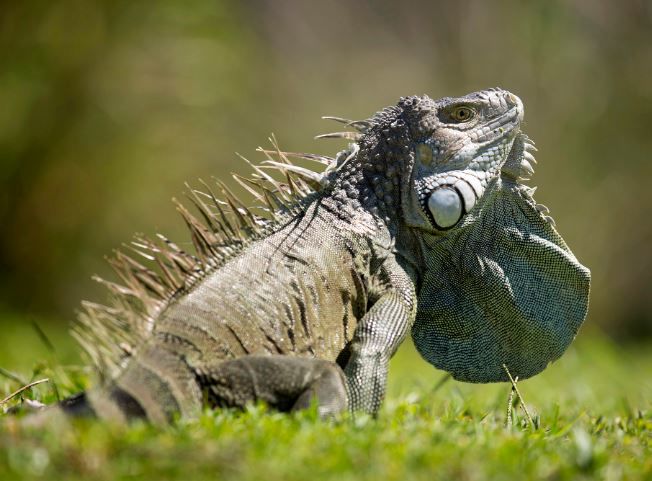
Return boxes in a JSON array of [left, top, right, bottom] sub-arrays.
[[431, 373, 451, 394], [0, 378, 50, 407], [505, 376, 517, 428], [503, 364, 535, 429], [31, 320, 56, 354], [0, 367, 27, 385]]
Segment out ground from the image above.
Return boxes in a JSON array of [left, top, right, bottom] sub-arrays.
[[0, 312, 650, 481]]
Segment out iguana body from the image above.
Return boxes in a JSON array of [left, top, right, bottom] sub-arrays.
[[49, 89, 589, 423]]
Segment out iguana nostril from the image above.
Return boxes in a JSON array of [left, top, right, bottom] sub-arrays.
[[428, 187, 463, 229]]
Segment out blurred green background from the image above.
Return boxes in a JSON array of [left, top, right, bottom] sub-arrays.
[[0, 0, 650, 342]]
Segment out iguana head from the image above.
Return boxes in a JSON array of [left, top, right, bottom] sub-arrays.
[[324, 88, 528, 233], [398, 88, 525, 233]]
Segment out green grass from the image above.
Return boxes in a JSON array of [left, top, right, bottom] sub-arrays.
[[0, 314, 650, 481]]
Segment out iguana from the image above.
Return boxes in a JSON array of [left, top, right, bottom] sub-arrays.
[[25, 88, 591, 424]]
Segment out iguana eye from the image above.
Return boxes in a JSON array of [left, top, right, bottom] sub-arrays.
[[450, 106, 474, 122]]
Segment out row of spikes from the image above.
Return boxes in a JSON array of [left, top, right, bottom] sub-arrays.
[[71, 118, 367, 378], [502, 134, 558, 227]]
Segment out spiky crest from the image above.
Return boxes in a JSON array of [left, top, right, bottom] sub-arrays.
[[73, 120, 368, 380]]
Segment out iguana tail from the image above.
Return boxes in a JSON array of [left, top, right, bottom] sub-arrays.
[[59, 344, 202, 425]]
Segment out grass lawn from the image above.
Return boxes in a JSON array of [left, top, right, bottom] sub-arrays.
[[1, 313, 650, 481]]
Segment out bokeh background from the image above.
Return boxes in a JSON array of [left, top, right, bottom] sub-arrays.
[[0, 0, 650, 348]]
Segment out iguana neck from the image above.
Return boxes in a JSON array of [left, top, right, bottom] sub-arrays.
[[324, 115, 411, 236]]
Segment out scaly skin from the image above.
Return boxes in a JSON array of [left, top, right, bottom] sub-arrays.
[[36, 88, 589, 424]]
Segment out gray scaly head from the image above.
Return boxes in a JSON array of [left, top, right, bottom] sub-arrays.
[[399, 89, 525, 232], [390, 88, 590, 383]]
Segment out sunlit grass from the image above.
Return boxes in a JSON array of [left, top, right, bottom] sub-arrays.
[[1, 314, 650, 481]]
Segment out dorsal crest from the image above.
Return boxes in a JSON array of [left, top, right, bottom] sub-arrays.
[[73, 127, 365, 379]]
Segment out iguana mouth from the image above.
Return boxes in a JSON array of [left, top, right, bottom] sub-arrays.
[[473, 106, 523, 144]]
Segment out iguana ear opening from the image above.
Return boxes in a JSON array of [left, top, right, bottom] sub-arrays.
[[412, 179, 591, 383]]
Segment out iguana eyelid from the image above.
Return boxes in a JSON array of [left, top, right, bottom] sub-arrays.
[[444, 105, 477, 123]]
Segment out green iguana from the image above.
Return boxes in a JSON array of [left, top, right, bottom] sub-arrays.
[[28, 88, 591, 423]]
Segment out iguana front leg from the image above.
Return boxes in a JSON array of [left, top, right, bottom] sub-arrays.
[[344, 259, 416, 414]]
